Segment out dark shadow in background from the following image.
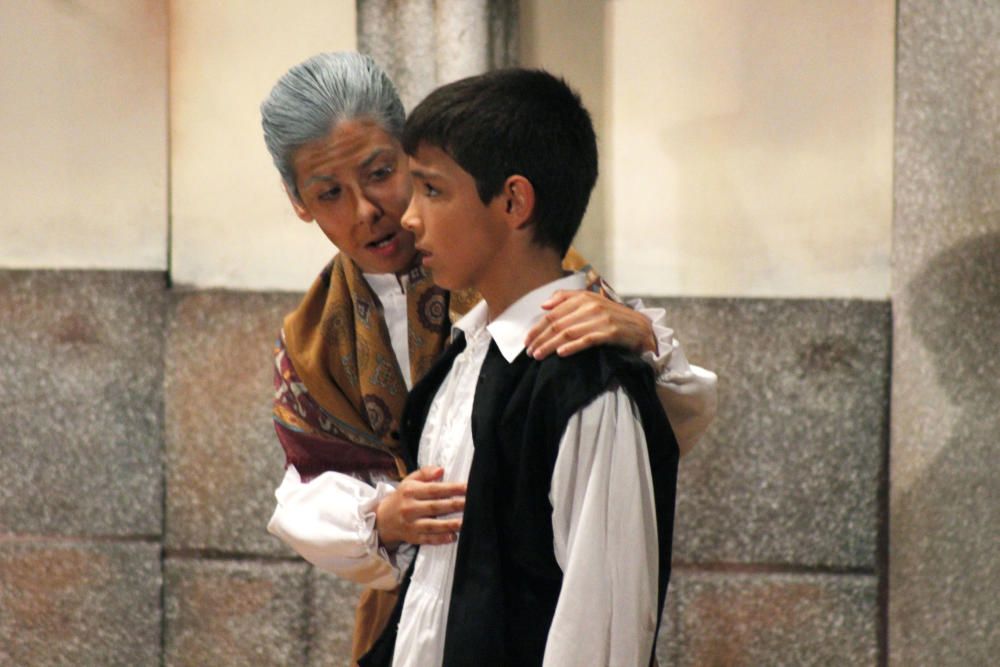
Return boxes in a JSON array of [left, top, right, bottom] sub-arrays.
[[894, 230, 1000, 664]]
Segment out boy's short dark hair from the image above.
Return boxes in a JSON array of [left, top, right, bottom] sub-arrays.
[[402, 68, 598, 256]]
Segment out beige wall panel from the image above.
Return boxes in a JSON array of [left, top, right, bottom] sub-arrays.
[[0, 1, 168, 270], [607, 0, 894, 297], [520, 0, 608, 274], [170, 1, 356, 290]]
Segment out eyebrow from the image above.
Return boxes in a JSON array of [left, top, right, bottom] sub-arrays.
[[302, 147, 395, 188], [303, 174, 335, 188], [409, 166, 441, 181], [359, 147, 389, 170]]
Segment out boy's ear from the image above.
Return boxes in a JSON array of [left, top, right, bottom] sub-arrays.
[[283, 181, 314, 222], [501, 175, 535, 230]]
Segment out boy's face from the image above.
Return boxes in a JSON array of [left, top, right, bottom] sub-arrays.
[[402, 143, 510, 292]]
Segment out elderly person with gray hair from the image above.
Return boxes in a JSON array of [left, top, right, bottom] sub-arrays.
[[261, 52, 716, 663]]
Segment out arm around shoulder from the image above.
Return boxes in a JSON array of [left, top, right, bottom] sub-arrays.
[[634, 300, 718, 457]]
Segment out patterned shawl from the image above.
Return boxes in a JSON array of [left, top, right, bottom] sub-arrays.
[[275, 255, 446, 482]]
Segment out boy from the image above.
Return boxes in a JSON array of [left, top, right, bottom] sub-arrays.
[[361, 69, 678, 666]]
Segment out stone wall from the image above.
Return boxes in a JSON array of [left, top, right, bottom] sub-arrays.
[[2, 1, 998, 665], [649, 298, 887, 665], [0, 272, 166, 666], [0, 272, 889, 665], [890, 1, 1000, 665]]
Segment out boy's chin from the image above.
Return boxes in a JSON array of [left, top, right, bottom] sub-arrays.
[[429, 274, 459, 291], [427, 269, 469, 293]]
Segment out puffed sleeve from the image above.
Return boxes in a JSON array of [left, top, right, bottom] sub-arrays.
[[632, 299, 718, 457], [267, 465, 415, 589]]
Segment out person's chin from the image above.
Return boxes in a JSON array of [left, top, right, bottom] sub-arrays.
[[426, 266, 454, 290], [432, 270, 473, 293], [367, 246, 418, 275]]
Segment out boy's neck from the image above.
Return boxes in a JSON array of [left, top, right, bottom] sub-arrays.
[[477, 245, 566, 322]]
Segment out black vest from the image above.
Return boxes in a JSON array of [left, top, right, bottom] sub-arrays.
[[361, 334, 679, 667]]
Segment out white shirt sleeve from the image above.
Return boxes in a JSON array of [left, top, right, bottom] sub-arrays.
[[544, 387, 660, 667], [266, 465, 415, 589], [632, 299, 718, 457]]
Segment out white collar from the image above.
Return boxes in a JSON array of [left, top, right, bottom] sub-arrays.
[[363, 271, 407, 297], [452, 272, 588, 363]]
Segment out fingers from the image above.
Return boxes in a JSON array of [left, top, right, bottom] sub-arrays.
[[528, 310, 614, 359], [409, 517, 463, 545], [398, 480, 467, 502], [407, 466, 445, 482], [526, 296, 602, 358], [540, 289, 574, 310], [377, 466, 468, 547], [542, 291, 601, 322], [376, 497, 463, 547], [538, 325, 611, 359], [531, 291, 596, 330], [397, 495, 466, 521], [526, 289, 659, 358], [551, 332, 607, 358], [401, 467, 466, 498]]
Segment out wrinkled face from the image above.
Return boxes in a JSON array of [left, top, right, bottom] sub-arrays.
[[402, 143, 509, 293], [288, 119, 417, 275]]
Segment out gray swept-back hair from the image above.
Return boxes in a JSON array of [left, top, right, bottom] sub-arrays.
[[261, 52, 405, 200]]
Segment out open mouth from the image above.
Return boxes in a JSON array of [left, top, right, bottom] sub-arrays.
[[367, 232, 396, 249]]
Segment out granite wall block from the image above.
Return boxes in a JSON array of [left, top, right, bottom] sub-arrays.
[[0, 539, 161, 667], [656, 570, 879, 666], [164, 290, 301, 555], [891, 0, 1000, 663], [0, 270, 165, 537], [164, 558, 310, 667], [642, 297, 890, 570], [309, 570, 364, 666]]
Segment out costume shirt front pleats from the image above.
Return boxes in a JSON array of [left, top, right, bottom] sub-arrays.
[[391, 307, 492, 667], [364, 272, 412, 390]]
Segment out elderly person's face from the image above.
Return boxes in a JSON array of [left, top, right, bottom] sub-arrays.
[[287, 118, 417, 275]]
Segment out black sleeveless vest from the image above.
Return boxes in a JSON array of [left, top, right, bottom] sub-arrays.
[[361, 334, 679, 667]]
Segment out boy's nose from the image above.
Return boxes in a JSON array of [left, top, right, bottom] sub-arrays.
[[400, 198, 421, 236]]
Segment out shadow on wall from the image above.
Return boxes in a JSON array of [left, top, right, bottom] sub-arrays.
[[909, 229, 1000, 402], [895, 229, 1000, 663]]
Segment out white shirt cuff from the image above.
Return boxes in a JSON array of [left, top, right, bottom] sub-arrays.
[[268, 466, 408, 589]]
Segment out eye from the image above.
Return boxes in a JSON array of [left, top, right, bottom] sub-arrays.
[[370, 165, 394, 182], [318, 186, 342, 201], [424, 182, 440, 197]]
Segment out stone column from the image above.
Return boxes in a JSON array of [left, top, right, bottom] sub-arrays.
[[891, 2, 1000, 665], [358, 0, 518, 110]]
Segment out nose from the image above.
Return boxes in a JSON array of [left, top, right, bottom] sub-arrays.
[[355, 187, 382, 226], [401, 196, 421, 237]]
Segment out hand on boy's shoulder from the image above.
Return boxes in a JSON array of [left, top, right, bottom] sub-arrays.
[[524, 289, 656, 360]]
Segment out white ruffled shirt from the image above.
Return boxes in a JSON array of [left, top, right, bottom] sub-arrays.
[[390, 272, 660, 666]]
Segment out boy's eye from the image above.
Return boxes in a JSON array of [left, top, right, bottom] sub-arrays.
[[424, 183, 440, 197], [318, 186, 342, 201]]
